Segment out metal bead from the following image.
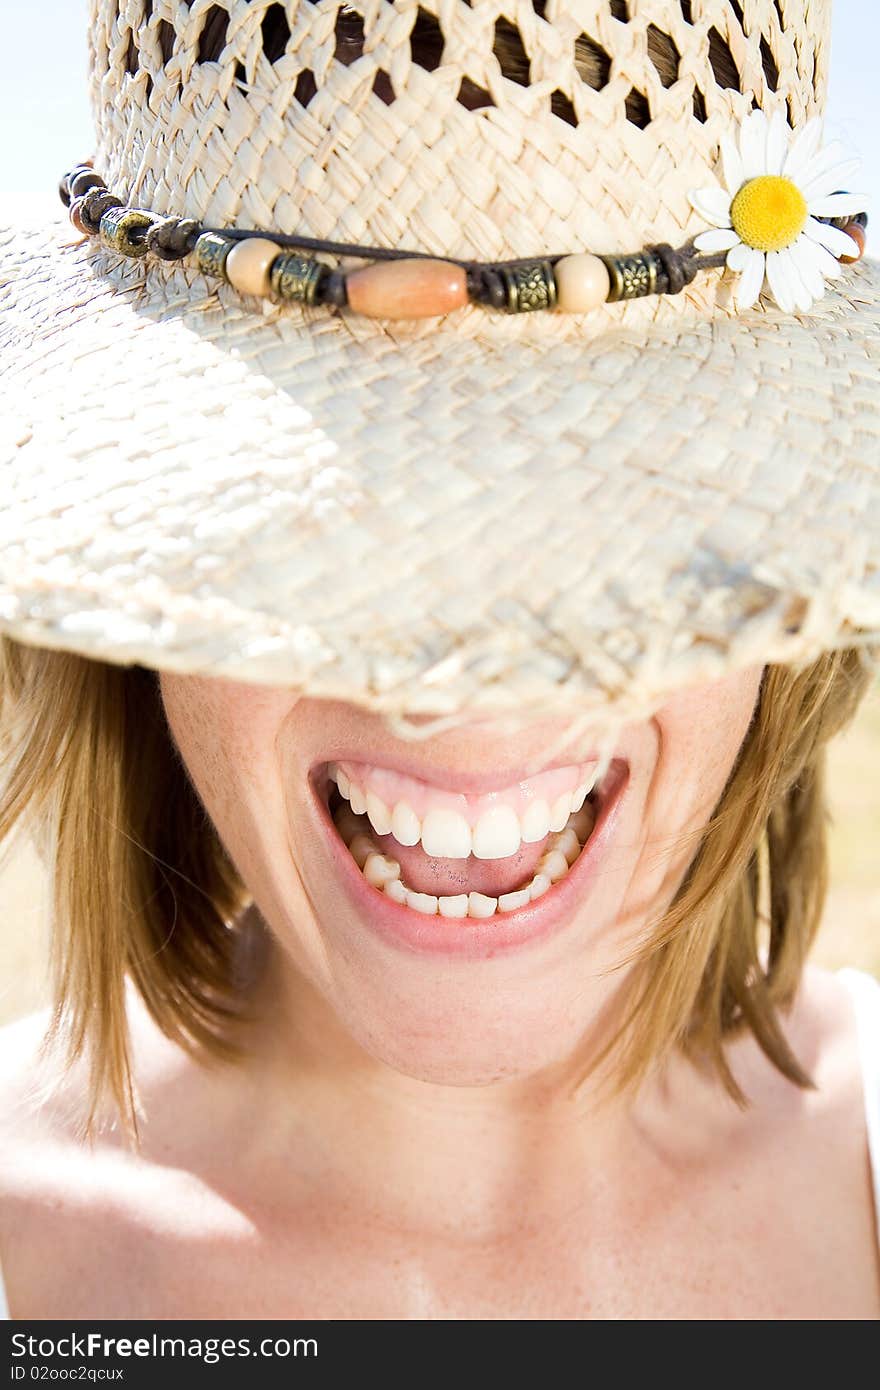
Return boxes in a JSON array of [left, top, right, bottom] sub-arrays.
[[194, 232, 234, 281], [99, 206, 159, 258], [345, 258, 470, 319], [554, 254, 611, 312], [600, 251, 661, 302], [495, 260, 557, 313], [269, 254, 328, 306], [224, 237, 281, 297]]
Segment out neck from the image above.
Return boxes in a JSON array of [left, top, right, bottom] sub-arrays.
[[227, 915, 641, 1237]]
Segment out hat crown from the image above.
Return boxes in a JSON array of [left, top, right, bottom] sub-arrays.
[[89, 1, 831, 269]]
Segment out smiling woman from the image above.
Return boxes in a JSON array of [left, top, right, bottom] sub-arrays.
[[1, 0, 879, 1324], [0, 645, 878, 1317], [0, 644, 868, 1132]]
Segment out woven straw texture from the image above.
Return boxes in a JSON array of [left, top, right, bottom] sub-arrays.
[[0, 0, 878, 720]]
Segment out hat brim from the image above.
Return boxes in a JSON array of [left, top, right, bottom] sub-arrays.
[[1, 218, 878, 720]]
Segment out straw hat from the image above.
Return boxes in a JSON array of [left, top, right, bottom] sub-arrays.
[[0, 0, 877, 722]]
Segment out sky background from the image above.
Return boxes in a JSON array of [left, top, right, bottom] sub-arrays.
[[1, 2, 877, 215]]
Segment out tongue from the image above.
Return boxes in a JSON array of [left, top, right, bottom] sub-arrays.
[[372, 831, 551, 896]]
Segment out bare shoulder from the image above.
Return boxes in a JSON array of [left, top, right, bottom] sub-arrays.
[[0, 1007, 81, 1299], [0, 1003, 110, 1217], [723, 964, 870, 1128], [0, 1006, 63, 1157], [722, 964, 877, 1250], [0, 985, 204, 1167], [0, 992, 208, 1316], [781, 962, 870, 1102]]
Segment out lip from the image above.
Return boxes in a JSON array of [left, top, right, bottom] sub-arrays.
[[307, 758, 630, 960]]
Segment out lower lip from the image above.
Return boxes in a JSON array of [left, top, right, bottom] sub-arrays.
[[309, 763, 630, 960]]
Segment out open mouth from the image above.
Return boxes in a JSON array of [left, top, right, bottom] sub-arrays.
[[312, 754, 628, 928]]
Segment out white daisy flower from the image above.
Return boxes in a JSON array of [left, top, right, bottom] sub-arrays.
[[688, 108, 866, 312]]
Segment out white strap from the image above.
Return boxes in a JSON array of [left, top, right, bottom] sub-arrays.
[[839, 967, 880, 1248]]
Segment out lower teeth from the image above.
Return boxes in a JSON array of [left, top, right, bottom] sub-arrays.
[[332, 800, 596, 920]]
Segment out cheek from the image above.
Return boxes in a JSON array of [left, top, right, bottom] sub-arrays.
[[160, 676, 235, 815], [623, 667, 763, 915], [660, 666, 763, 808], [158, 675, 291, 855]]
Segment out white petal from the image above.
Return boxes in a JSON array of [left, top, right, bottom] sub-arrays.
[[720, 133, 744, 196], [782, 117, 823, 182], [789, 238, 826, 304], [799, 234, 845, 282], [689, 187, 733, 227], [781, 246, 817, 311], [800, 157, 861, 200], [807, 192, 868, 218], [797, 136, 849, 175], [694, 227, 741, 252], [739, 109, 770, 180], [765, 110, 789, 176], [784, 247, 819, 312], [796, 140, 850, 194], [803, 216, 860, 259], [736, 248, 766, 309], [765, 248, 799, 312], [727, 241, 755, 272]]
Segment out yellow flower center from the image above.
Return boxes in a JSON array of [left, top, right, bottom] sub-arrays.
[[729, 175, 808, 253]]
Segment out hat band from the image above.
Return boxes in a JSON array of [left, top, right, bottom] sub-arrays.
[[60, 162, 867, 323]]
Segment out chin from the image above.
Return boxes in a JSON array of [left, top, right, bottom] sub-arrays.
[[312, 960, 603, 1089]]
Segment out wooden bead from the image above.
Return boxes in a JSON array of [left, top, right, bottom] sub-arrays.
[[60, 160, 95, 205], [554, 254, 611, 312], [345, 258, 468, 319], [69, 198, 91, 235], [69, 169, 106, 201], [840, 221, 866, 265], [224, 237, 281, 297]]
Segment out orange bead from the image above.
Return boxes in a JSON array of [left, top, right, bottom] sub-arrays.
[[346, 258, 468, 319], [839, 221, 866, 265]]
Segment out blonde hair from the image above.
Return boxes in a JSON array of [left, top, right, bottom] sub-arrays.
[[0, 636, 873, 1139]]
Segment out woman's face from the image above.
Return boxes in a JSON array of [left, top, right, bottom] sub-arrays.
[[159, 667, 762, 1083]]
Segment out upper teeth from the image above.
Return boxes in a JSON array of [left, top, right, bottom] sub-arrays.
[[422, 808, 473, 858], [471, 805, 521, 860], [328, 763, 597, 860]]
